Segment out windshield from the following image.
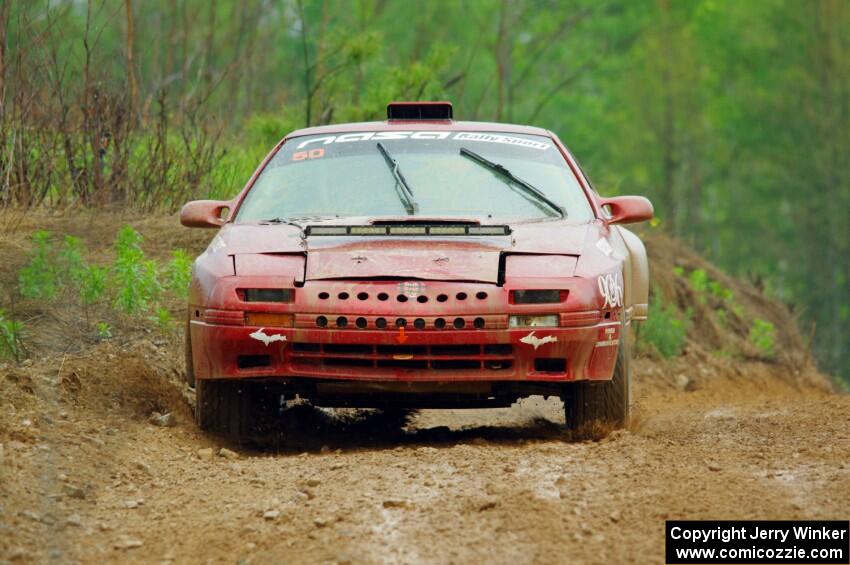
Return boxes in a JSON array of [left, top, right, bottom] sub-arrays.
[[236, 131, 594, 223]]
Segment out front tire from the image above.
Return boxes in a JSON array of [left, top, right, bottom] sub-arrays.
[[564, 317, 630, 430], [195, 379, 280, 440]]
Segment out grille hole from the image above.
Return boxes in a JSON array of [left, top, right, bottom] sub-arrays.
[[293, 343, 320, 352], [434, 318, 446, 329], [375, 317, 387, 329], [336, 316, 348, 328], [397, 295, 408, 303], [534, 358, 567, 373], [338, 292, 349, 300], [604, 311, 611, 319], [194, 310, 200, 318], [432, 344, 479, 355], [316, 316, 328, 328], [395, 318, 407, 328], [456, 292, 467, 301], [484, 344, 512, 355], [325, 344, 371, 354], [417, 295, 428, 303], [436, 294, 448, 302], [476, 291, 488, 300], [453, 318, 465, 329], [238, 355, 270, 369], [413, 318, 426, 329], [485, 360, 512, 370], [325, 358, 373, 368], [378, 293, 389, 301], [355, 317, 368, 329], [431, 360, 480, 370], [318, 292, 330, 300], [473, 317, 485, 329], [357, 292, 369, 301]]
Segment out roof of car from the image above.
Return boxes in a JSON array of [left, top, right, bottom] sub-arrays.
[[286, 120, 552, 139]]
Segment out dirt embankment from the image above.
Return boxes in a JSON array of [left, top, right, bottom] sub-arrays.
[[0, 212, 847, 564]]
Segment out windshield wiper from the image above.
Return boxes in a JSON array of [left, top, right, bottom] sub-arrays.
[[459, 147, 565, 218], [377, 142, 418, 215]]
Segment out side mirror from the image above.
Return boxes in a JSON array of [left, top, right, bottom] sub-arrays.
[[599, 196, 654, 225], [180, 200, 232, 228]]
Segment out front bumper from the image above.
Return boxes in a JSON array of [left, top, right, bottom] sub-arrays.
[[190, 318, 621, 383]]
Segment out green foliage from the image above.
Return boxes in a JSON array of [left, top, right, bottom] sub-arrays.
[[688, 269, 710, 302], [79, 265, 108, 306], [0, 310, 24, 361], [111, 227, 161, 314], [58, 236, 88, 286], [708, 280, 734, 302], [639, 294, 690, 358], [749, 318, 776, 358], [151, 307, 175, 333], [19, 231, 59, 299], [165, 250, 193, 299], [96, 322, 112, 340]]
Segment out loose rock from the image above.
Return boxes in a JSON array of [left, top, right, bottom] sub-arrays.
[[197, 448, 214, 461], [218, 447, 239, 460], [149, 412, 176, 427]]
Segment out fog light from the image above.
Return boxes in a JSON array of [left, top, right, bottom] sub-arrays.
[[508, 314, 558, 328], [240, 288, 294, 303], [245, 312, 294, 327], [510, 290, 566, 304]]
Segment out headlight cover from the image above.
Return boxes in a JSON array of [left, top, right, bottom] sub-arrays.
[[508, 314, 559, 328]]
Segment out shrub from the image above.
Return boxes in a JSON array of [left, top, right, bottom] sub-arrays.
[[19, 231, 59, 299], [639, 294, 690, 358], [165, 249, 193, 299], [0, 310, 24, 361], [111, 226, 161, 314], [749, 318, 776, 358]]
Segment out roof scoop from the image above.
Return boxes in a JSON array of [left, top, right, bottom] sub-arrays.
[[387, 101, 453, 120]]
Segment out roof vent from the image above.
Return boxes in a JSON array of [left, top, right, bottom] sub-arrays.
[[387, 101, 453, 121]]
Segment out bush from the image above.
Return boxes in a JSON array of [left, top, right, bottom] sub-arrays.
[[19, 231, 59, 299], [111, 226, 161, 314], [639, 294, 690, 358], [165, 250, 193, 299], [749, 318, 776, 358], [0, 310, 24, 361]]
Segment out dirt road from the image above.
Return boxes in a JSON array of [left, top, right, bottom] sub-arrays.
[[2, 344, 848, 564]]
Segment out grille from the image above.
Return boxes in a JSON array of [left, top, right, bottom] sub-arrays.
[[294, 314, 507, 330], [290, 343, 513, 372]]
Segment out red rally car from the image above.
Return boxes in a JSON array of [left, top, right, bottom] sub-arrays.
[[180, 102, 653, 438]]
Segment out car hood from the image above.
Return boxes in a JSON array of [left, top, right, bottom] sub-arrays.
[[216, 220, 598, 283]]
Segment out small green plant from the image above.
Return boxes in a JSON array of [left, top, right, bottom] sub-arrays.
[[638, 294, 690, 358], [165, 249, 193, 299], [688, 268, 710, 302], [708, 280, 734, 302], [672, 265, 685, 278], [58, 235, 88, 286], [152, 307, 174, 332], [111, 226, 161, 314], [749, 318, 776, 358], [0, 309, 24, 361], [19, 230, 59, 299], [96, 322, 112, 340]]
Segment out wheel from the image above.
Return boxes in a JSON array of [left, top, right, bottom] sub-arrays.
[[184, 324, 196, 388], [564, 315, 630, 430], [195, 379, 280, 440]]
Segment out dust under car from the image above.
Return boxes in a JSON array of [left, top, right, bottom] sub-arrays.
[[181, 101, 653, 438]]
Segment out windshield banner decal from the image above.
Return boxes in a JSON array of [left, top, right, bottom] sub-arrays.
[[295, 131, 551, 151]]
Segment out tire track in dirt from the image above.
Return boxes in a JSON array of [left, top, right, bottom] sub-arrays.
[[2, 347, 848, 564]]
